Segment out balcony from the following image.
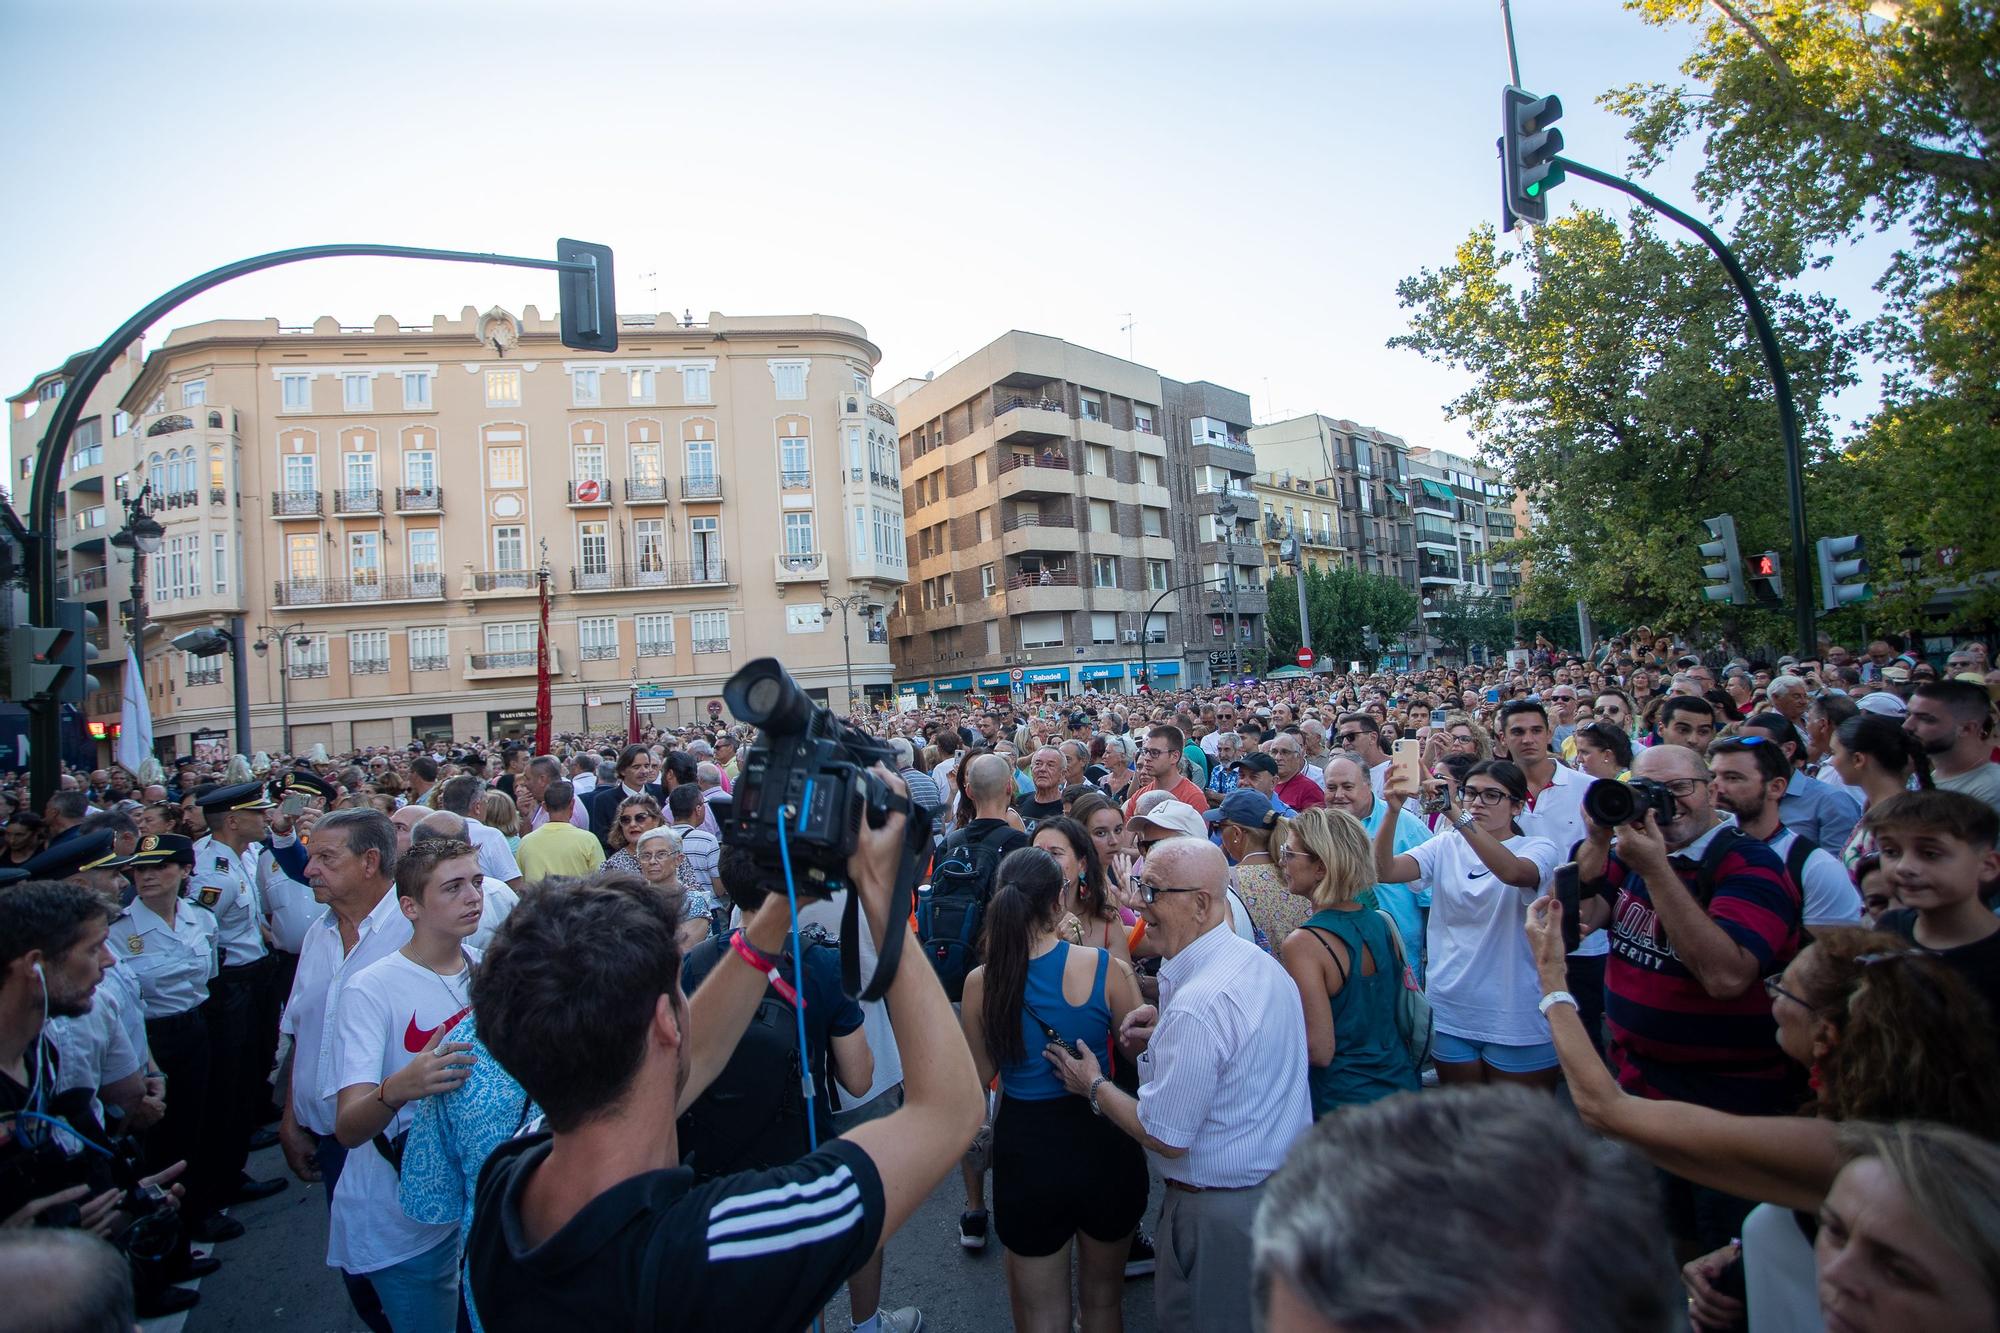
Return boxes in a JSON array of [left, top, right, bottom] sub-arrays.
[[682, 475, 723, 501], [775, 551, 827, 583], [272, 573, 446, 608], [61, 568, 111, 597], [410, 654, 450, 672], [567, 479, 613, 506], [350, 658, 390, 676], [578, 642, 621, 661], [185, 664, 224, 687], [624, 477, 669, 502], [396, 486, 444, 514], [465, 648, 563, 680], [691, 637, 731, 655], [465, 569, 540, 598], [333, 488, 383, 516], [780, 469, 812, 490], [568, 561, 729, 592], [271, 490, 322, 519], [209, 487, 228, 506], [286, 661, 330, 680], [990, 395, 1069, 443]]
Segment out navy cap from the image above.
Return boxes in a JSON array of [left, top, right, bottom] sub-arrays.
[[197, 782, 275, 813], [13, 829, 125, 880], [1204, 789, 1279, 829], [1231, 752, 1280, 777], [270, 770, 336, 803], [122, 833, 196, 868]]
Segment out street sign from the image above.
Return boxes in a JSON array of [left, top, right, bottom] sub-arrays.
[[574, 478, 601, 503], [635, 700, 667, 714], [1295, 647, 1316, 669], [1010, 667, 1024, 682], [586, 695, 601, 707]]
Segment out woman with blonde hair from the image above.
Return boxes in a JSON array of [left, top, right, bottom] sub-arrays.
[[481, 788, 522, 853], [1279, 806, 1419, 1115]]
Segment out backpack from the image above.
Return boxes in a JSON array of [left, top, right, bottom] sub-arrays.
[[919, 823, 1017, 1001], [675, 928, 834, 1181]]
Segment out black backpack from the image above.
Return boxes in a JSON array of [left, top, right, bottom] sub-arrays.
[[675, 928, 833, 1182], [920, 823, 1017, 1001]]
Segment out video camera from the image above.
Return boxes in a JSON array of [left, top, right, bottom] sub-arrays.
[[719, 659, 930, 1000]]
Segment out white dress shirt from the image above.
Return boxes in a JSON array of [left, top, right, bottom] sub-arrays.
[[280, 887, 413, 1135], [108, 898, 218, 1018], [1135, 922, 1311, 1188], [189, 834, 270, 967]]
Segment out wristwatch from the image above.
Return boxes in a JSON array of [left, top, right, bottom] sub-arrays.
[[1538, 990, 1578, 1016], [1454, 810, 1478, 830]]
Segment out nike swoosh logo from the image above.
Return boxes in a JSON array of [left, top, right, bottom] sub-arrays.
[[404, 1005, 472, 1053], [1467, 869, 1492, 880]]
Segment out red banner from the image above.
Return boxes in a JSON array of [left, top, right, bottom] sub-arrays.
[[534, 568, 553, 753]]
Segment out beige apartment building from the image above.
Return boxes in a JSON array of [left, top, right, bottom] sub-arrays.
[[888, 332, 1267, 698], [87, 304, 902, 755]]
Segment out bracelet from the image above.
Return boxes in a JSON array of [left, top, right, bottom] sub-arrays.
[[376, 1083, 403, 1112], [1087, 1075, 1109, 1116], [730, 930, 800, 1008], [1538, 990, 1578, 1016], [1454, 810, 1478, 830]]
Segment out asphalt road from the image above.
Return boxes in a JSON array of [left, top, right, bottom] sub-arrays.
[[171, 1142, 1167, 1333]]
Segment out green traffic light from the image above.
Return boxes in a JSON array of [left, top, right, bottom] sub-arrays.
[[1525, 182, 1540, 197]]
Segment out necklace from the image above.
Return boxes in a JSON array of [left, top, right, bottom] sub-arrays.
[[408, 945, 472, 1012]]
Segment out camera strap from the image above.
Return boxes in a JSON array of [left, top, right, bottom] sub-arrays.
[[841, 797, 931, 1003]]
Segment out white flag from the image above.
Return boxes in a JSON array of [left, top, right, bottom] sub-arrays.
[[117, 649, 153, 773]]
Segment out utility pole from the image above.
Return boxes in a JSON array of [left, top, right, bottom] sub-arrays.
[[1140, 574, 1230, 689]]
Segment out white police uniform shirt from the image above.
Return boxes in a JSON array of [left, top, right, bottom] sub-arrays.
[[108, 898, 219, 1018], [189, 835, 270, 968], [47, 971, 144, 1127], [258, 833, 321, 955]]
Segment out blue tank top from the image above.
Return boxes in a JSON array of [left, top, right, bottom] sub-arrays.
[[1000, 941, 1113, 1101]]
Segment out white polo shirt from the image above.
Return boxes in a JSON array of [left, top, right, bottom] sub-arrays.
[[280, 886, 412, 1136], [1521, 760, 1605, 958]]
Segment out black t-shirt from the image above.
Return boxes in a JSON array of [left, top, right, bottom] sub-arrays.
[[467, 1132, 885, 1332], [0, 1046, 113, 1223], [1877, 908, 2000, 1019], [1014, 793, 1065, 829]]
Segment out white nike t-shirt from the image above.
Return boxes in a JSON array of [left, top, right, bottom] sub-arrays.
[[1407, 831, 1559, 1047], [329, 947, 478, 1275]]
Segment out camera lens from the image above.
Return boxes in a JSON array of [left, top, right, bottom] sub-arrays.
[[1583, 778, 1636, 827], [723, 658, 814, 734]]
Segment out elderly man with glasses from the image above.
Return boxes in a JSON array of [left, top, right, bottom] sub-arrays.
[[1044, 836, 1309, 1332]]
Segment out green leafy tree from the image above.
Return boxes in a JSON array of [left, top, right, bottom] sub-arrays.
[[1425, 586, 1520, 662], [1391, 211, 1858, 633], [1266, 566, 1421, 669]]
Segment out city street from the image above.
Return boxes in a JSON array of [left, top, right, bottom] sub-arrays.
[[171, 1143, 1167, 1332]]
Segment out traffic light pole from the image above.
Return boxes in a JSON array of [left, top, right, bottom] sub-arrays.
[[1551, 156, 1816, 657], [22, 241, 611, 806], [1139, 574, 1228, 690]]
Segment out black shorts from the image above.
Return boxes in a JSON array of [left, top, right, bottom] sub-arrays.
[[991, 1093, 1147, 1257]]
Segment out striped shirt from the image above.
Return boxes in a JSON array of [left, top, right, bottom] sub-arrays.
[[1602, 817, 1805, 1115], [1136, 921, 1312, 1188]]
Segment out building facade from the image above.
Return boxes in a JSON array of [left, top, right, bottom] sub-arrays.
[[1406, 445, 1520, 655], [887, 332, 1264, 699], [97, 305, 901, 756], [1246, 414, 1419, 592]]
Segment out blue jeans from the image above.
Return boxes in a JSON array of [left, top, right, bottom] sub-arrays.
[[367, 1231, 462, 1333], [315, 1136, 392, 1333]]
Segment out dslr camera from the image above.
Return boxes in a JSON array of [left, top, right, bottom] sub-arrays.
[[1582, 776, 1678, 828]]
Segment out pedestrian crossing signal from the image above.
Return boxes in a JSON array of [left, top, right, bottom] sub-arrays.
[[1748, 552, 1784, 606]]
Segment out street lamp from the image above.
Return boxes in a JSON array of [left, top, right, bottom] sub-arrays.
[[250, 622, 310, 755], [1139, 573, 1230, 690], [170, 623, 252, 758], [1899, 542, 1922, 579], [107, 483, 164, 713], [822, 592, 882, 716]]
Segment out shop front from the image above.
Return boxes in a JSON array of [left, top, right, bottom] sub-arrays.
[[487, 709, 539, 742], [1078, 664, 1125, 693], [1021, 666, 1071, 699]]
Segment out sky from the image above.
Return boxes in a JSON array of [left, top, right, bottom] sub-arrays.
[[1, 0, 1899, 460]]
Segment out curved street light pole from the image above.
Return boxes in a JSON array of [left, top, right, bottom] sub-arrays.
[[252, 622, 310, 756], [1139, 574, 1230, 691], [822, 592, 881, 716]]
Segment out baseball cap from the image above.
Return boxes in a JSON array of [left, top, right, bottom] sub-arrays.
[[1127, 800, 1209, 842], [1232, 753, 1280, 777], [1856, 691, 1908, 717], [1204, 789, 1278, 829], [1880, 666, 1911, 683]]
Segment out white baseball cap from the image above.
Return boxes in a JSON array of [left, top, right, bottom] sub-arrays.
[[1856, 691, 1907, 717], [1127, 799, 1210, 842]]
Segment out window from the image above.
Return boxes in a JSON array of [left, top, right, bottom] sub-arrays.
[[1088, 499, 1114, 533], [630, 442, 661, 483], [181, 379, 206, 407], [787, 605, 824, 634], [1134, 406, 1154, 433], [629, 367, 656, 404], [1141, 507, 1165, 537], [349, 532, 381, 590], [410, 627, 449, 671], [485, 369, 521, 407], [1019, 612, 1065, 649], [281, 374, 311, 410], [872, 507, 903, 567], [771, 362, 807, 400], [577, 522, 609, 581], [404, 450, 436, 490], [634, 519, 666, 573], [852, 506, 869, 560], [1147, 559, 1169, 591], [283, 454, 317, 495], [409, 530, 441, 588], [1079, 392, 1102, 422], [686, 438, 716, 483], [975, 509, 992, 543], [691, 610, 730, 653], [1140, 457, 1163, 486], [493, 525, 526, 570], [1145, 612, 1168, 644], [1092, 555, 1119, 589], [578, 616, 618, 659], [635, 613, 674, 657], [485, 622, 533, 654], [783, 512, 815, 556], [285, 533, 320, 589], [1091, 612, 1118, 645], [289, 635, 330, 679], [573, 444, 606, 483], [779, 436, 810, 483], [845, 428, 865, 480], [690, 516, 722, 581], [1084, 444, 1110, 476], [344, 451, 377, 492], [980, 564, 997, 598], [212, 532, 229, 594], [488, 446, 525, 488], [349, 630, 390, 675], [871, 434, 898, 484], [572, 367, 600, 406], [208, 446, 226, 492], [402, 370, 431, 409], [681, 365, 710, 403], [342, 374, 372, 410]]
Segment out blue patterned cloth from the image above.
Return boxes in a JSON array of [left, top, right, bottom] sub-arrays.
[[398, 1014, 536, 1333]]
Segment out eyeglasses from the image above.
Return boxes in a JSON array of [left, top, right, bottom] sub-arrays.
[[1762, 974, 1809, 1009], [1141, 747, 1173, 758], [1460, 786, 1511, 807], [1134, 879, 1203, 903], [1657, 778, 1711, 798], [618, 813, 655, 825], [1277, 845, 1316, 861], [1336, 731, 1362, 744]]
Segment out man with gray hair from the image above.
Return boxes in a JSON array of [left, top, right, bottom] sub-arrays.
[[887, 736, 944, 825], [432, 774, 523, 891], [1046, 837, 1310, 1332], [1252, 1086, 1679, 1332], [565, 751, 598, 800], [0, 1229, 135, 1333], [520, 755, 588, 832], [1015, 746, 1067, 827], [1764, 674, 1810, 728]]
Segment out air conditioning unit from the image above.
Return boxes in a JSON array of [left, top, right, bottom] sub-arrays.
[[1122, 629, 1139, 643]]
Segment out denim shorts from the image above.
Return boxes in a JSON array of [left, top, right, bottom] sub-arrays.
[[1432, 1030, 1560, 1073]]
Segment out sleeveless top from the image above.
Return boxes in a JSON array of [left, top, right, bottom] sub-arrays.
[[1001, 942, 1112, 1101], [1299, 908, 1420, 1116]]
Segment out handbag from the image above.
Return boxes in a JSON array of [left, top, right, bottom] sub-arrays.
[[1374, 910, 1434, 1070]]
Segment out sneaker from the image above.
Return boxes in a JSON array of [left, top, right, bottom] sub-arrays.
[[1124, 1231, 1156, 1279], [957, 1209, 989, 1251], [875, 1308, 925, 1333]]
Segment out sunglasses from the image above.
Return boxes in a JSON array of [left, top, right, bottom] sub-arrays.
[[618, 813, 655, 824]]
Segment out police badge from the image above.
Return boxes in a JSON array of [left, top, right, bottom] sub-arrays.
[[197, 886, 222, 909]]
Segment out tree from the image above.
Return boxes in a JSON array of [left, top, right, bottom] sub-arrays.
[[1391, 210, 1858, 632], [1265, 565, 1421, 670], [1425, 586, 1519, 662]]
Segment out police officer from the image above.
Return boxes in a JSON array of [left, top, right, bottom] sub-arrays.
[[104, 834, 235, 1239], [189, 782, 290, 1217], [254, 770, 335, 1127]]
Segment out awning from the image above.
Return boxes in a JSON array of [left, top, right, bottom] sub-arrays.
[[1022, 667, 1071, 684], [900, 680, 930, 695], [1385, 483, 1409, 502], [976, 672, 1011, 688], [1079, 664, 1126, 681], [932, 676, 972, 692], [1263, 665, 1310, 679], [1418, 478, 1456, 503]]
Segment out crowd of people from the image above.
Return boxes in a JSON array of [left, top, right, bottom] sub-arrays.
[[2, 623, 1997, 1332]]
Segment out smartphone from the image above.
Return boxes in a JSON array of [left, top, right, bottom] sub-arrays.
[[1484, 687, 1501, 704], [1392, 739, 1424, 792], [278, 794, 307, 818], [1429, 707, 1449, 728]]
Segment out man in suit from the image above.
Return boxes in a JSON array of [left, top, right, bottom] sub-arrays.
[[588, 744, 664, 849]]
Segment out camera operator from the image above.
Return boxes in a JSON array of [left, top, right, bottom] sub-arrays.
[[1573, 744, 1805, 1258], [466, 766, 985, 1332], [1, 879, 195, 1318]]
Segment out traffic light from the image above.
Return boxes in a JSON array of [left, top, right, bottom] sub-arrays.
[[1748, 551, 1785, 606], [1699, 514, 1748, 606], [8, 600, 92, 703], [1816, 535, 1870, 614], [1502, 86, 1566, 227], [557, 238, 617, 353]]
